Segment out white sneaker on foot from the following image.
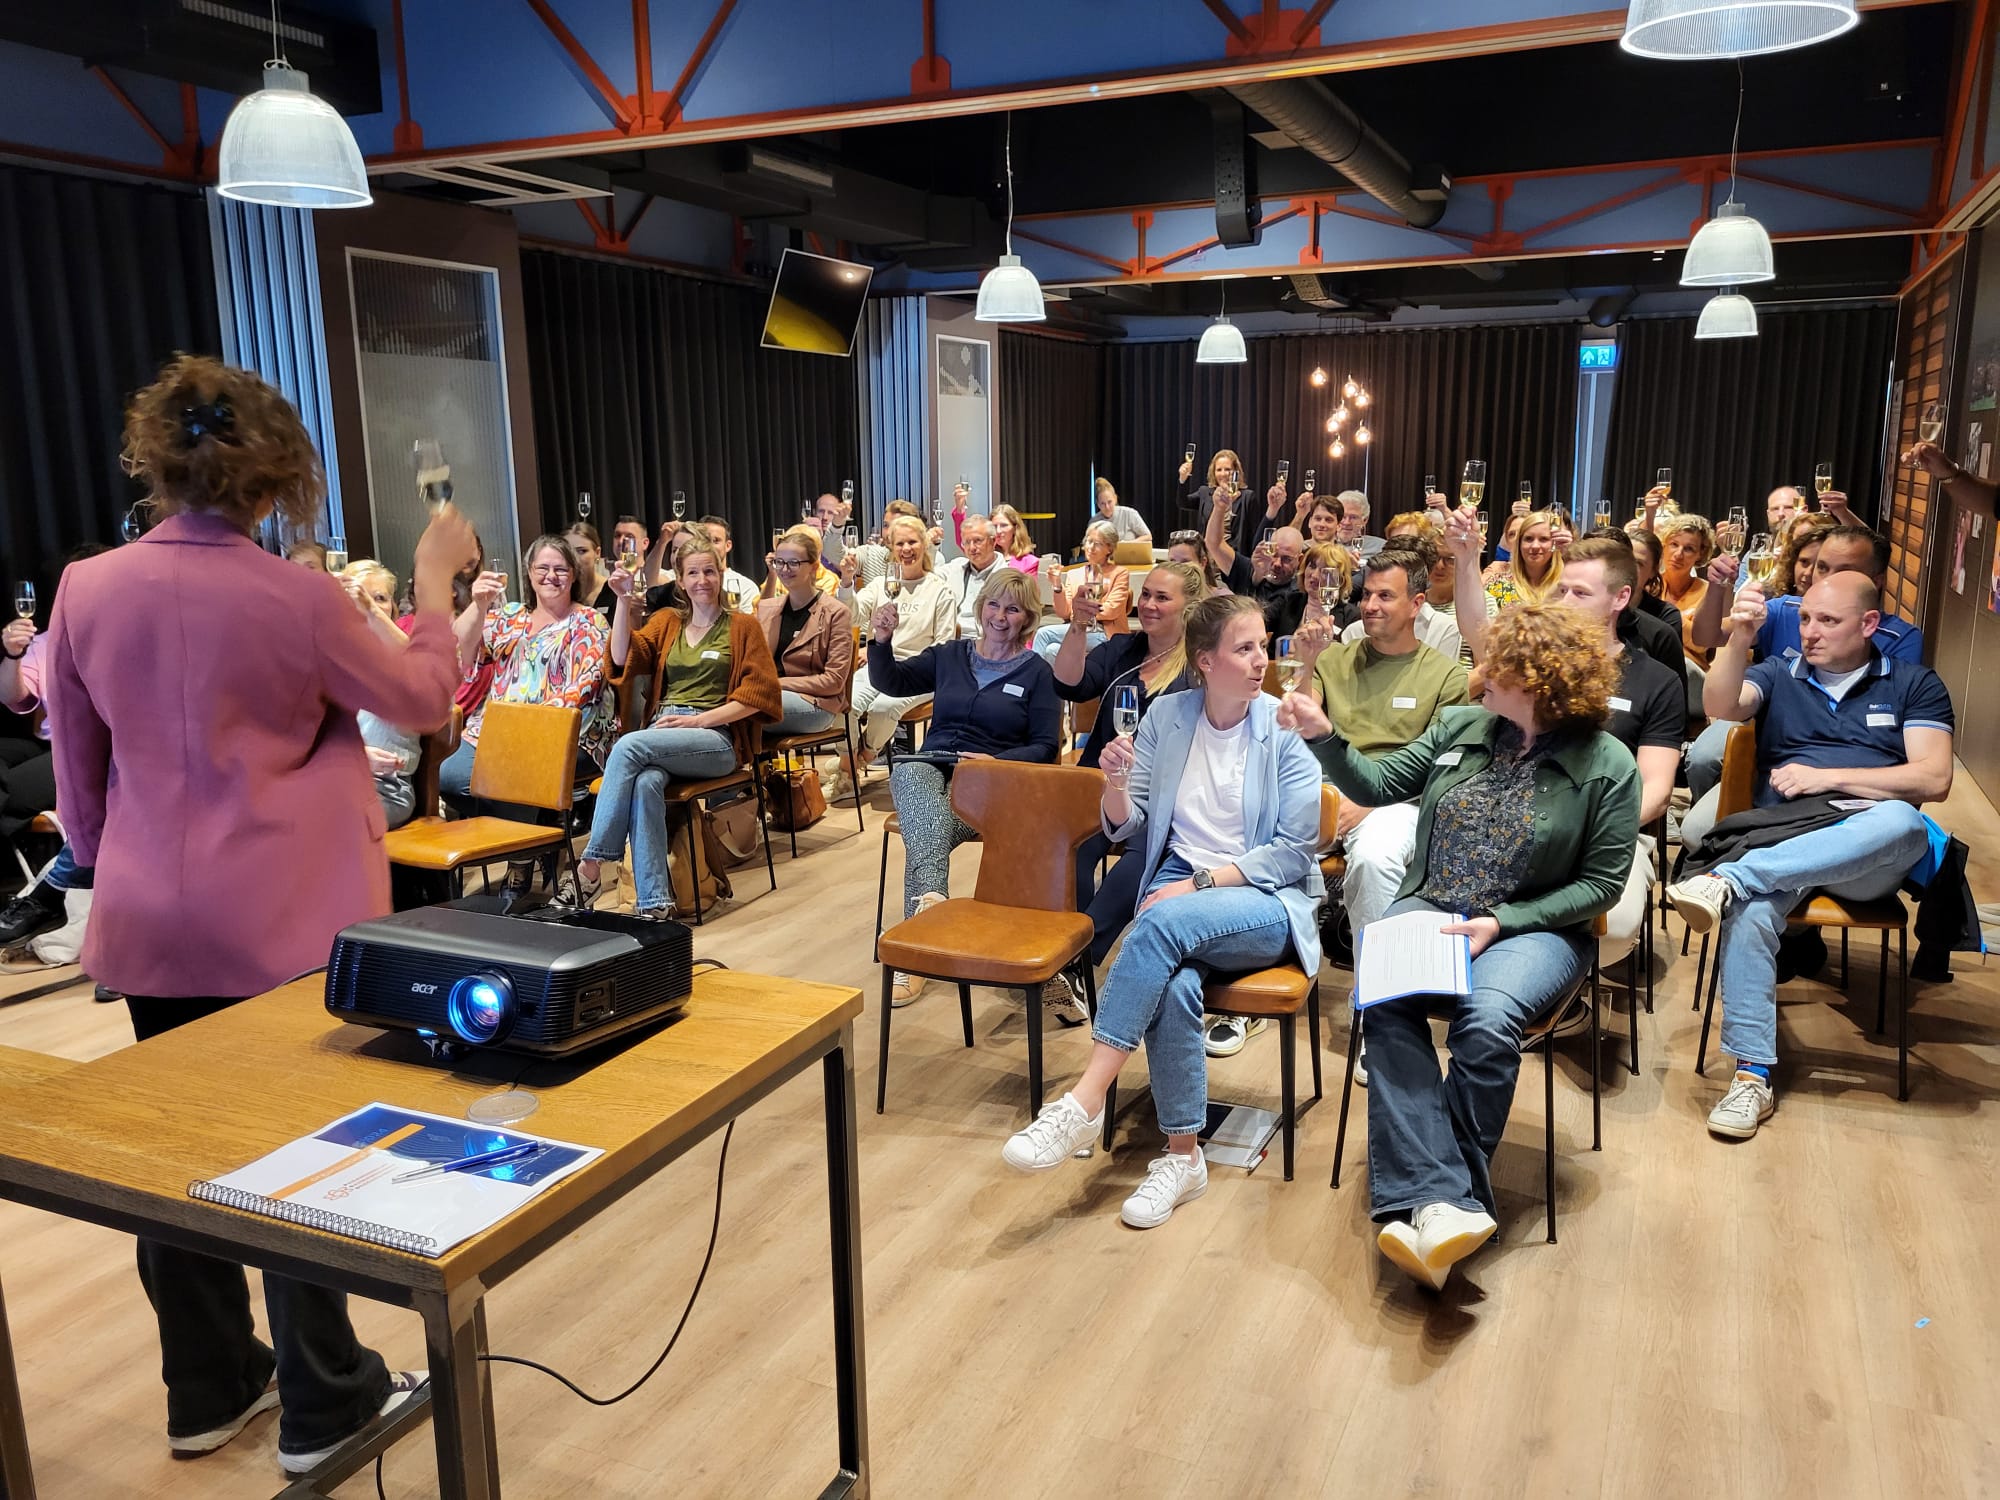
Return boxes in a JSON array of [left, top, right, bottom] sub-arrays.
[[1707, 1070, 1775, 1139], [169, 1379, 279, 1457], [1375, 1220, 1444, 1289], [1668, 873, 1734, 935], [1203, 1016, 1266, 1057], [1040, 970, 1089, 1027], [1413, 1202, 1497, 1282], [1353, 1035, 1369, 1088], [1120, 1147, 1208, 1229], [277, 1371, 428, 1475], [1002, 1092, 1103, 1172], [890, 972, 928, 1006]]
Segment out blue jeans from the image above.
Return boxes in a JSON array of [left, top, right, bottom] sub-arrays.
[[1364, 895, 1588, 1221], [1033, 622, 1106, 660], [438, 738, 476, 806], [44, 843, 91, 892], [1710, 799, 1930, 1066], [1091, 854, 1294, 1137], [772, 692, 839, 738], [1686, 718, 1730, 803], [439, 736, 600, 825], [582, 724, 737, 911]]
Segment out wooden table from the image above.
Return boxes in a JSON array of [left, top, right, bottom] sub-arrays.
[[0, 972, 868, 1500]]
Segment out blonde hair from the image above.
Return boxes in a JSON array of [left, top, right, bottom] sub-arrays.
[[1095, 476, 1116, 498], [1484, 602, 1618, 732], [1206, 450, 1243, 491], [1140, 561, 1207, 696], [883, 514, 935, 572], [1303, 540, 1358, 599], [341, 558, 398, 604], [671, 536, 728, 617], [990, 503, 1034, 558], [1510, 512, 1566, 603], [1660, 512, 1716, 571], [973, 567, 1041, 643], [1384, 510, 1439, 544], [776, 523, 822, 567], [1183, 592, 1265, 687]]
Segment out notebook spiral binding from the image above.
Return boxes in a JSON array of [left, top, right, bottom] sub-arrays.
[[188, 1180, 441, 1256]]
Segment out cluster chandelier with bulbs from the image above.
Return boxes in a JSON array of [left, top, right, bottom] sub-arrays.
[[1314, 370, 1372, 460]]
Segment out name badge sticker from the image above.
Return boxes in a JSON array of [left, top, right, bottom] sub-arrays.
[[700, 649, 721, 660], [1391, 696, 1418, 710], [1866, 712, 1896, 728], [1436, 750, 1464, 767], [1003, 683, 1025, 697], [1608, 696, 1632, 712]]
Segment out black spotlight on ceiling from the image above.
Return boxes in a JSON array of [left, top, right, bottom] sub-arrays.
[[1588, 289, 1637, 328]]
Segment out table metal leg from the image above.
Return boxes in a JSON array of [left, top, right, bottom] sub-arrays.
[[0, 1271, 34, 1500], [419, 1283, 501, 1500], [821, 1033, 869, 1499]]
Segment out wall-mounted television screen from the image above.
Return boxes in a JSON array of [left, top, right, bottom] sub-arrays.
[[759, 248, 872, 357]]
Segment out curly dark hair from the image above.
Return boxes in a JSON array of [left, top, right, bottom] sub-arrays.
[[1484, 602, 1618, 732], [122, 354, 324, 530]]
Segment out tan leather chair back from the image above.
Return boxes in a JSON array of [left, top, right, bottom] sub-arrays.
[[1072, 697, 1101, 740], [470, 701, 581, 812], [952, 760, 1107, 912], [1318, 783, 1342, 852], [1719, 721, 1757, 822]]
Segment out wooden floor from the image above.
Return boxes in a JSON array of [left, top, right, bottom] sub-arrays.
[[4, 768, 2000, 1499]]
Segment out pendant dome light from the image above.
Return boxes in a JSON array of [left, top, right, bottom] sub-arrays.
[[1681, 62, 1774, 292], [975, 114, 1046, 323], [1194, 277, 1246, 364], [218, 4, 371, 209], [1694, 290, 1759, 339], [1621, 0, 1858, 61]]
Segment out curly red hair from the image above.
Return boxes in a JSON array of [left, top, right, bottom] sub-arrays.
[[1483, 602, 1617, 732]]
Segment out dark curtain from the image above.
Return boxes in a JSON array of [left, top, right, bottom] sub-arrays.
[[1000, 330, 1106, 552], [0, 165, 219, 607], [1096, 323, 1581, 534], [1603, 306, 1898, 527], [522, 248, 858, 552]]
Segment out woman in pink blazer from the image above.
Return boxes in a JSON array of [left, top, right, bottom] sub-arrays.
[[47, 356, 476, 1474]]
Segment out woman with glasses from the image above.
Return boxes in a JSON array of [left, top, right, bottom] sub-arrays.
[[843, 514, 955, 782], [569, 536, 781, 914], [757, 524, 855, 738], [1033, 519, 1131, 659], [440, 534, 616, 822]]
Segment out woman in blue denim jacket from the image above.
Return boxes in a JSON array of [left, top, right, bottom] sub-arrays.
[[1001, 593, 1324, 1230]]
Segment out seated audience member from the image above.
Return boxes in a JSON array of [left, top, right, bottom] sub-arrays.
[[1167, 529, 1229, 594], [1626, 526, 1682, 633], [844, 515, 956, 780], [441, 536, 615, 862], [1294, 548, 1469, 1070], [612, 514, 650, 564], [1575, 528, 1688, 689], [1282, 604, 1637, 1288], [1052, 562, 1206, 982], [1626, 484, 1676, 537], [1299, 493, 1343, 546], [1001, 593, 1323, 1228], [1549, 538, 1680, 969], [1034, 521, 1131, 658], [696, 515, 763, 613], [341, 563, 423, 830], [1484, 509, 1568, 609], [1300, 541, 1360, 634], [756, 524, 856, 739], [1656, 513, 1716, 668], [400, 537, 496, 723], [1180, 448, 1246, 537], [565, 521, 618, 613], [1094, 477, 1152, 548], [941, 511, 1008, 637], [1336, 490, 1386, 558], [991, 504, 1040, 574], [285, 539, 328, 571], [1766, 485, 1803, 535], [571, 537, 781, 914], [1667, 571, 1950, 1139], [1339, 530, 1464, 663], [1204, 488, 1305, 635], [869, 570, 1059, 1004], [1775, 511, 1838, 598]]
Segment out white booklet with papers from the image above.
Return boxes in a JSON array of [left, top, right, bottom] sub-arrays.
[[1355, 909, 1473, 1009]]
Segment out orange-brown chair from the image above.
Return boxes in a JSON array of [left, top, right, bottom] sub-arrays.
[[875, 760, 1106, 1118]]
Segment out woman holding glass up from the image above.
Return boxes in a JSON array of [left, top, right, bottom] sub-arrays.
[[1002, 592, 1323, 1231]]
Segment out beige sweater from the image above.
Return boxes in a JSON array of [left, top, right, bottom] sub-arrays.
[[855, 571, 956, 659]]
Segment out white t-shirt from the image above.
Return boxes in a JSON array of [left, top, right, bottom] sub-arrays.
[[1101, 505, 1150, 542], [942, 555, 1008, 637], [1170, 711, 1252, 870]]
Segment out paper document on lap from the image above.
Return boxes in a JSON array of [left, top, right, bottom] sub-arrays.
[[1355, 909, 1472, 1009]]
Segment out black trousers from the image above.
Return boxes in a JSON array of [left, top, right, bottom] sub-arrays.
[[0, 737, 53, 841], [126, 995, 390, 1450], [1075, 831, 1150, 968]]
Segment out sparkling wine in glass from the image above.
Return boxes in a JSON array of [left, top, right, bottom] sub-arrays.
[[1273, 636, 1303, 695], [1476, 510, 1490, 539], [1815, 462, 1833, 497], [1319, 580, 1340, 614], [1517, 480, 1534, 511], [1744, 535, 1778, 589], [1460, 459, 1486, 509], [617, 535, 640, 572], [326, 535, 349, 573], [841, 479, 856, 508], [672, 491, 686, 521], [1919, 402, 1946, 446], [1593, 500, 1612, 529], [13, 582, 33, 622], [1302, 469, 1316, 495], [843, 525, 860, 551], [1655, 467, 1672, 500], [884, 572, 902, 600], [573, 490, 590, 521], [1723, 507, 1748, 557], [772, 528, 786, 554], [1423, 473, 1437, 504], [1112, 683, 1140, 740], [414, 440, 452, 510]]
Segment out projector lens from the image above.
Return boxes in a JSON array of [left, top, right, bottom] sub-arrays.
[[447, 972, 515, 1045]]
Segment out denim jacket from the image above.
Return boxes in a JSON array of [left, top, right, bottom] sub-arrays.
[[1310, 705, 1638, 938]]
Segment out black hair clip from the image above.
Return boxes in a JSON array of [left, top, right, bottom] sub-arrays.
[[180, 399, 235, 445]]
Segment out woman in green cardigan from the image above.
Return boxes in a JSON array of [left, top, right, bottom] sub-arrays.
[[1279, 602, 1637, 1291]]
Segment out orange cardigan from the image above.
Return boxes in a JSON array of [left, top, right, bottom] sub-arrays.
[[617, 609, 782, 764]]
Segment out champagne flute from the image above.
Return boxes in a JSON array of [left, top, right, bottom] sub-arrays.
[[413, 439, 452, 510], [841, 479, 856, 509], [1723, 506, 1748, 558], [1460, 459, 1486, 509], [485, 557, 507, 598], [1423, 473, 1437, 504], [1302, 468, 1316, 496], [617, 534, 640, 573], [120, 504, 145, 543], [1317, 573, 1340, 615], [1273, 636, 1303, 696], [1593, 499, 1612, 529], [574, 490, 591, 521], [1475, 510, 1490, 540], [1744, 534, 1778, 589], [1111, 684, 1141, 781], [326, 534, 349, 573], [1919, 401, 1946, 446], [772, 528, 785, 554], [1517, 479, 1534, 512], [1041, 553, 1063, 585], [1814, 462, 1833, 497], [803, 500, 816, 524], [842, 524, 860, 551], [1655, 467, 1672, 500], [883, 571, 902, 602], [13, 582, 33, 623], [672, 491, 686, 521]]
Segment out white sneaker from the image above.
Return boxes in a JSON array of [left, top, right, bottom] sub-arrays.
[[1040, 970, 1090, 1028], [1120, 1147, 1208, 1229], [1203, 1016, 1266, 1057], [1668, 873, 1734, 935], [890, 972, 928, 1007], [820, 766, 852, 803], [169, 1379, 279, 1457], [1375, 1220, 1443, 1289], [277, 1371, 428, 1475], [1002, 1092, 1103, 1172], [1707, 1070, 1775, 1139], [1353, 1035, 1369, 1088], [1413, 1202, 1497, 1282]]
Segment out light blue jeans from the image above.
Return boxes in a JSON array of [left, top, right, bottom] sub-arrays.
[[1032, 622, 1106, 661], [1710, 799, 1929, 1067], [1685, 718, 1731, 803], [1091, 854, 1294, 1137], [581, 721, 737, 912], [1364, 895, 1588, 1221], [772, 691, 838, 738]]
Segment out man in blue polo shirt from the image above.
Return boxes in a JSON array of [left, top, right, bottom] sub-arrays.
[[1666, 572, 1952, 1141]]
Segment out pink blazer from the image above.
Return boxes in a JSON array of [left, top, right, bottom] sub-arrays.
[[48, 512, 460, 999]]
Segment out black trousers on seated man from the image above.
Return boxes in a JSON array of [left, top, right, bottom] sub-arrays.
[[126, 995, 392, 1453]]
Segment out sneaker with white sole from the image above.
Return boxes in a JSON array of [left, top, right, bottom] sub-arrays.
[[890, 972, 928, 1007], [1707, 1070, 1775, 1139], [1203, 1016, 1266, 1057], [277, 1371, 428, 1475], [1040, 970, 1090, 1028], [169, 1378, 279, 1458], [1375, 1219, 1444, 1289], [1120, 1147, 1208, 1229], [1667, 873, 1734, 935], [1353, 1035, 1369, 1088], [1001, 1093, 1103, 1172], [1413, 1202, 1497, 1282]]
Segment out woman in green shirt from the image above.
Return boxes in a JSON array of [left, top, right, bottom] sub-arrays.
[[1279, 602, 1636, 1292]]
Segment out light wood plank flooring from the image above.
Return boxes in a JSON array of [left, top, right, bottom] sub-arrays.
[[3, 767, 1998, 1498]]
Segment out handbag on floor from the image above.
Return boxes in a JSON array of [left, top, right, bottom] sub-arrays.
[[667, 806, 731, 914], [763, 766, 828, 832]]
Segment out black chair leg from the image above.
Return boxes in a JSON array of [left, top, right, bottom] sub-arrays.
[[1591, 961, 1604, 1151], [1642, 911, 1655, 1014], [872, 824, 891, 963], [1279, 1012, 1296, 1182], [1330, 1009, 1360, 1189], [685, 805, 706, 927], [751, 771, 778, 895], [1897, 924, 1910, 1101], [1025, 985, 1044, 1117], [875, 966, 895, 1114], [1624, 948, 1640, 1078], [1692, 933, 1708, 1012], [847, 722, 866, 833], [1874, 930, 1889, 1035], [957, 983, 975, 1048], [1840, 927, 1850, 989], [1307, 981, 1323, 1101], [1696, 949, 1722, 1075], [1543, 1033, 1557, 1244]]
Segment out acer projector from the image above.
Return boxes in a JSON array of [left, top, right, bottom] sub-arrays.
[[325, 903, 695, 1058]]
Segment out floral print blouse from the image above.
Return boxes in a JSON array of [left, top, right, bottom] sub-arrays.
[[466, 603, 616, 767]]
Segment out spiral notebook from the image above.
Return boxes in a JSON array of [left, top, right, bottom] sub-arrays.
[[187, 1103, 600, 1258]]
